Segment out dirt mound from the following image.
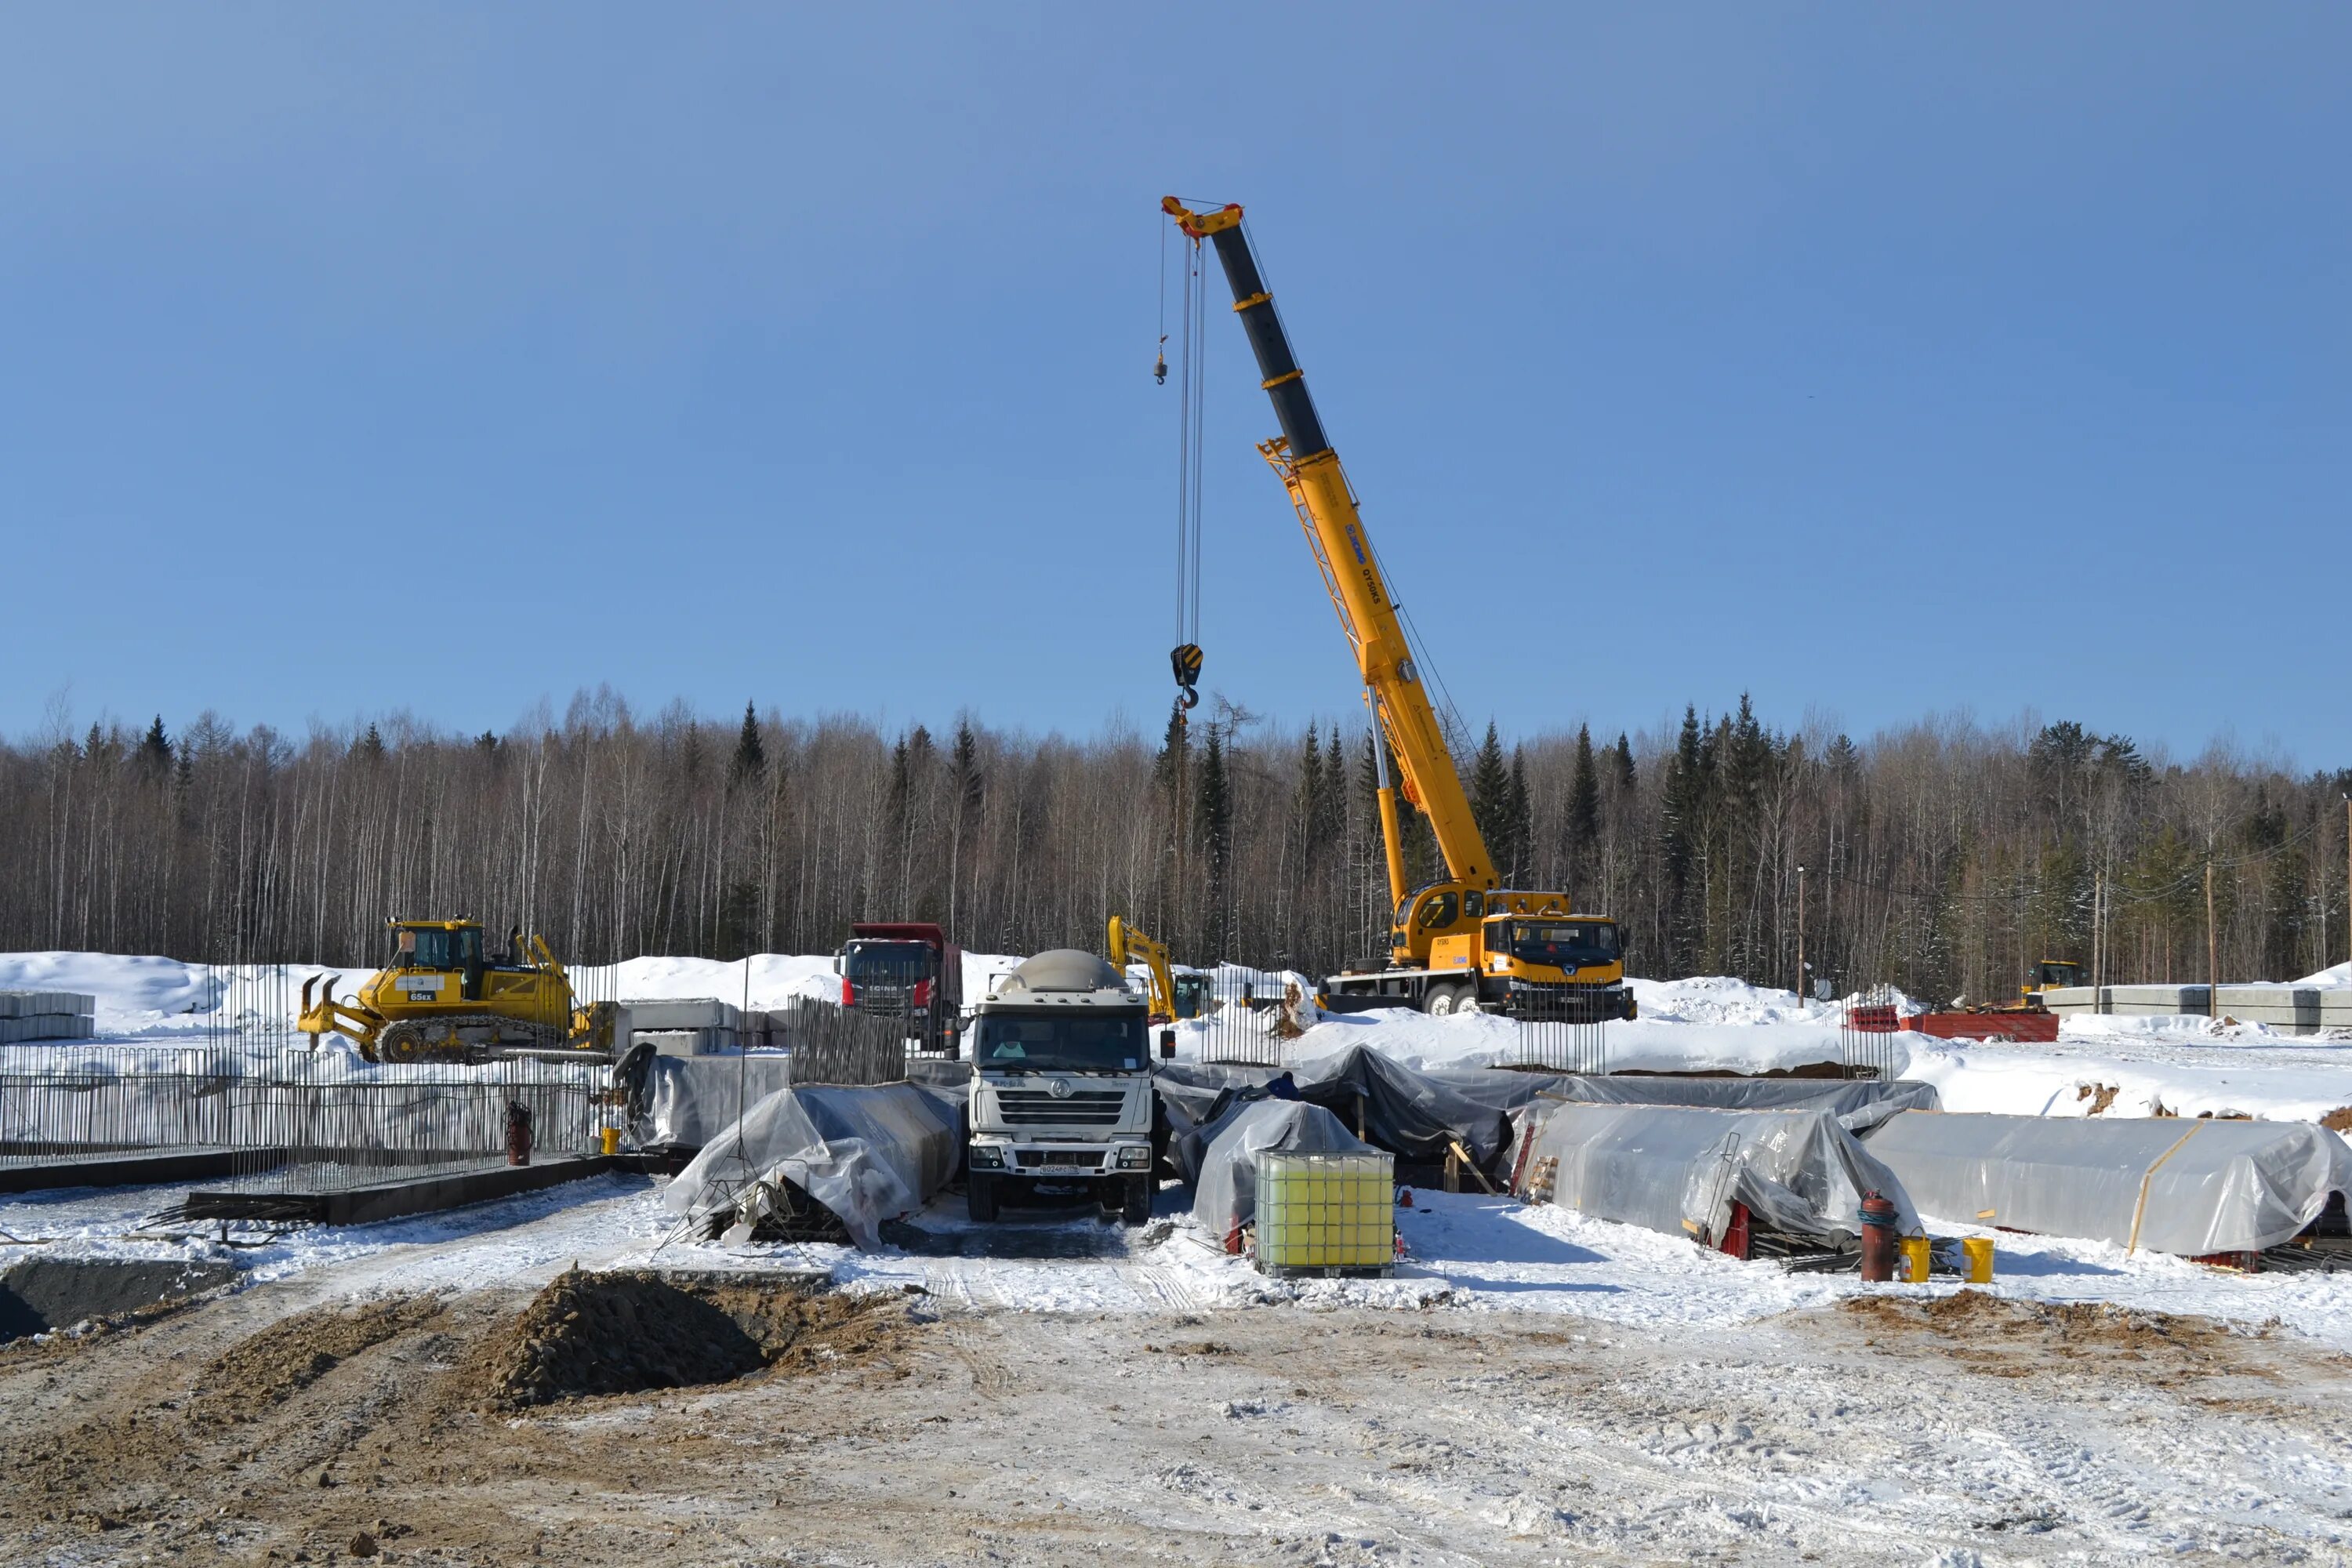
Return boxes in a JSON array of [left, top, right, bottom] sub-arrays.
[[197, 1294, 445, 1423], [1839, 1289, 2249, 1384], [478, 1269, 913, 1409]]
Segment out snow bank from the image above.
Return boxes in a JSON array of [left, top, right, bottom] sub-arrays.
[[1283, 1008, 1854, 1077], [1904, 1040, 2352, 1123]]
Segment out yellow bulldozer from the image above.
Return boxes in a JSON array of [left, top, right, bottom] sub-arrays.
[[298, 917, 624, 1064]]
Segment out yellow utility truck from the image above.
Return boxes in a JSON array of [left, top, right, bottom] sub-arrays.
[[299, 918, 622, 1064], [1163, 196, 1635, 1023]]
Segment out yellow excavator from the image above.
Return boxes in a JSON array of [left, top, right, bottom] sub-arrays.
[[1107, 916, 1210, 1024], [298, 917, 624, 1064], [1163, 196, 1635, 1023]]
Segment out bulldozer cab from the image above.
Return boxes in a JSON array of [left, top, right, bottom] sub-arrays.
[[2027, 959, 2082, 993], [391, 920, 488, 1001]]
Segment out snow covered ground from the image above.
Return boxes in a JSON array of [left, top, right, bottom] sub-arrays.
[[13, 1171, 2352, 1356]]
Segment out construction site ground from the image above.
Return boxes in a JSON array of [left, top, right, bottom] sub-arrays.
[[6, 1178, 2352, 1565]]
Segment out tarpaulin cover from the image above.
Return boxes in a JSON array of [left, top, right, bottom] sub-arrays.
[[640, 1054, 795, 1148], [1526, 1103, 1922, 1247], [1505, 1073, 1936, 1134], [1156, 1048, 1939, 1175], [1190, 1100, 1376, 1234], [661, 1080, 961, 1250], [1864, 1111, 2352, 1255]]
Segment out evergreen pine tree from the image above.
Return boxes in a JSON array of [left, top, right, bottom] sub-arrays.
[[1468, 720, 1511, 869], [353, 722, 387, 763], [1294, 727, 1328, 856], [1152, 707, 1189, 793], [1196, 721, 1234, 953], [1567, 724, 1599, 848], [138, 715, 172, 772], [1661, 706, 1708, 967], [951, 719, 983, 813], [1610, 733, 1636, 793], [732, 701, 766, 779]]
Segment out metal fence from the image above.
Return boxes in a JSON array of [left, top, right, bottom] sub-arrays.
[[1511, 998, 1612, 1075], [771, 998, 921, 1087], [1840, 984, 1903, 1080], [1182, 971, 1308, 1067], [1, 956, 607, 1201]]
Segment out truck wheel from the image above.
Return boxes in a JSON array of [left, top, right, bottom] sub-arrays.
[[967, 1173, 999, 1223], [1456, 989, 1483, 1015], [1120, 1174, 1152, 1226], [1421, 986, 1455, 1017]]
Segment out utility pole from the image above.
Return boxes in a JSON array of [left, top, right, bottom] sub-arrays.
[[2098, 869, 2117, 992], [2205, 858, 2219, 1017], [2344, 794, 2350, 969], [1795, 865, 1807, 1002]]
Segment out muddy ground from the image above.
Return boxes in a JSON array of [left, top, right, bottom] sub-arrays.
[[2, 1266, 2350, 1566]]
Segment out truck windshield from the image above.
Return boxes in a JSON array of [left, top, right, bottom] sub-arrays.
[[1512, 921, 1619, 967], [976, 1014, 1145, 1073], [846, 942, 933, 982]]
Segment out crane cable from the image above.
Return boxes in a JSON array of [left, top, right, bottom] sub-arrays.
[[1167, 217, 1206, 722]]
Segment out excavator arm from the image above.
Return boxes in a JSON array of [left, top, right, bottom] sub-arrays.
[[1108, 916, 1178, 1025], [1163, 198, 1496, 909]]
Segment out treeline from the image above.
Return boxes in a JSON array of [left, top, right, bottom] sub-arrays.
[[5, 688, 2348, 1000]]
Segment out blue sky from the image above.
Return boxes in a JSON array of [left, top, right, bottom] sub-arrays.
[[2, 6, 2343, 762]]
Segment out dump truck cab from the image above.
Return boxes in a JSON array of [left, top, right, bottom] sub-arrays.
[[836, 921, 963, 1054], [964, 949, 1156, 1226]]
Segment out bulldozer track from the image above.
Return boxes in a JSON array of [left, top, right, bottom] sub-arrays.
[[370, 1014, 569, 1066]]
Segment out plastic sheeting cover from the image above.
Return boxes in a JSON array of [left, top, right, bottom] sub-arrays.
[[641, 1054, 795, 1148], [662, 1080, 960, 1250], [1157, 1051, 1940, 1176], [1191, 1100, 1376, 1235], [1528, 1103, 1922, 1247], [1866, 1111, 2352, 1255]]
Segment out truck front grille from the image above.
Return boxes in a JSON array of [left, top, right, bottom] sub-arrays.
[[1016, 1149, 1105, 1168], [991, 1090, 1127, 1127]]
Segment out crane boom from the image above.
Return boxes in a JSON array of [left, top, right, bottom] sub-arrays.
[[1161, 198, 1493, 899]]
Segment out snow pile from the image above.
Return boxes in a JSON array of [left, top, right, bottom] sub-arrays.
[[2296, 960, 2352, 987], [1282, 1007, 1857, 1077], [1904, 1039, 2352, 1123]]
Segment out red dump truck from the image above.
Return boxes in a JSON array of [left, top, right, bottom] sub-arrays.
[[833, 922, 964, 1054]]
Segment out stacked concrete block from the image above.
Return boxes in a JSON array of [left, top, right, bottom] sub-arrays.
[[624, 996, 743, 1057], [2043, 984, 2352, 1034], [0, 991, 98, 1044]]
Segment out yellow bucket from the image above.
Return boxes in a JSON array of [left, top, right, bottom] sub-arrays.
[[1962, 1236, 1994, 1283], [1900, 1236, 1932, 1283], [599, 1126, 620, 1157]]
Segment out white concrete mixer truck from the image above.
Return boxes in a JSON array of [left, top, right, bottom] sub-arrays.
[[964, 949, 1159, 1225]]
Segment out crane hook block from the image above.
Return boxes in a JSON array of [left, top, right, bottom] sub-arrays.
[[1171, 644, 1203, 689]]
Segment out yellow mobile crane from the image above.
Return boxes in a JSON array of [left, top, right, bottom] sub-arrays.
[[1162, 197, 1634, 1022]]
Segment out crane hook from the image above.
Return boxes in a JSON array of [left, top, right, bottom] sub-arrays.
[[1154, 334, 1169, 386]]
